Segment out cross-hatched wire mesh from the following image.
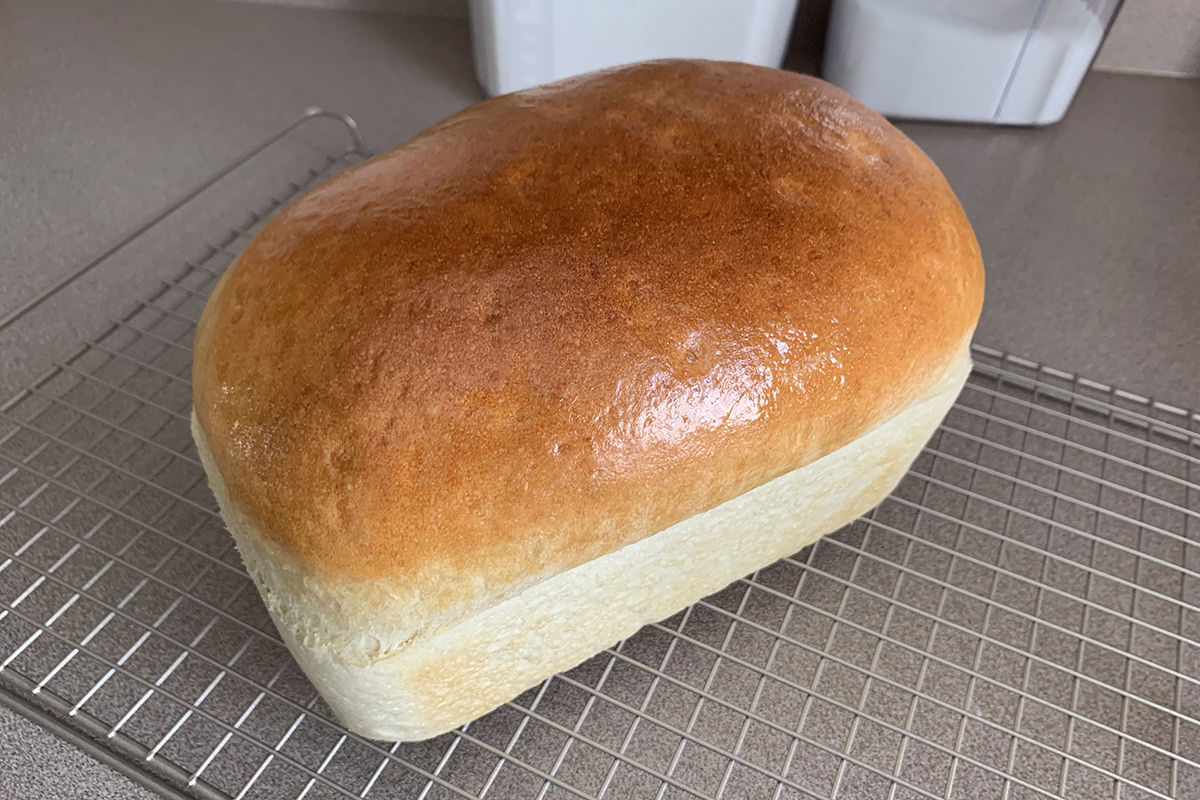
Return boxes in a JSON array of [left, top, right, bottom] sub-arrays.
[[1, 113, 1199, 800]]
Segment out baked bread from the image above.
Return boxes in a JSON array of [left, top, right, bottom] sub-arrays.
[[192, 59, 984, 741]]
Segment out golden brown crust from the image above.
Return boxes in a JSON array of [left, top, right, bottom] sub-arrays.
[[192, 60, 983, 596]]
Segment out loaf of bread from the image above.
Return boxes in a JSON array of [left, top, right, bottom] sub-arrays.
[[192, 60, 984, 741]]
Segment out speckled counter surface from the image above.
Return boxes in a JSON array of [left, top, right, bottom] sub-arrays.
[[1, 0, 1197, 796]]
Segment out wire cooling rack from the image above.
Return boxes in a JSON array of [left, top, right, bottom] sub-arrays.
[[1, 110, 1198, 800]]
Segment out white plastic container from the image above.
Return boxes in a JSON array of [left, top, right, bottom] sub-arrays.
[[469, 0, 801, 97], [823, 0, 1118, 125]]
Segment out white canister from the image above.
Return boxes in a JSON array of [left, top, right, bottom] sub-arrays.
[[469, 0, 801, 97], [823, 0, 1119, 125]]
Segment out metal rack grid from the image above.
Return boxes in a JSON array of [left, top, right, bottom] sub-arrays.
[[1, 110, 1198, 800]]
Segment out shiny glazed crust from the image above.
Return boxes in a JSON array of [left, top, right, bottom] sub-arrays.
[[192, 60, 984, 666]]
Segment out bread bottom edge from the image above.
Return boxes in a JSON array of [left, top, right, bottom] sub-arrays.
[[199, 347, 968, 741]]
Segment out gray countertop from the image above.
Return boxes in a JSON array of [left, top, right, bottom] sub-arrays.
[[1, 0, 1197, 797]]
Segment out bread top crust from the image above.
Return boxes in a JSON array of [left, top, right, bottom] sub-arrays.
[[193, 60, 983, 600]]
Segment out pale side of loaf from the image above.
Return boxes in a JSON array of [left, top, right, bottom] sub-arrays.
[[192, 346, 969, 740], [191, 59, 984, 740]]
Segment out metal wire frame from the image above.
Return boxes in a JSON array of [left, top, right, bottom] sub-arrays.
[[1, 111, 1197, 800]]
